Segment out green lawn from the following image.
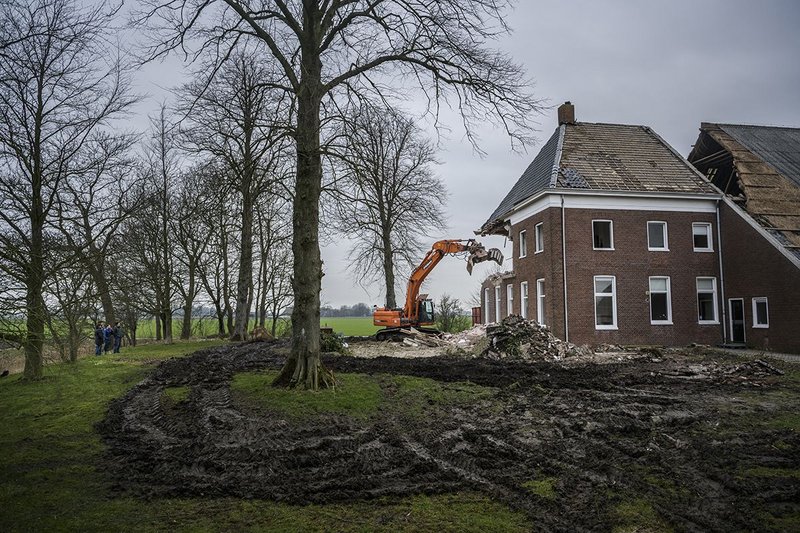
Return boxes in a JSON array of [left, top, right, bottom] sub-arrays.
[[319, 316, 380, 336], [135, 316, 378, 339], [0, 340, 530, 532]]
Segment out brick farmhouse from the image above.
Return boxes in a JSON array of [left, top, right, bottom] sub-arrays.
[[478, 103, 800, 353]]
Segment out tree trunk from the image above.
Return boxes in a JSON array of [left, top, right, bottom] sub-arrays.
[[273, 41, 332, 390], [162, 308, 172, 343], [181, 303, 192, 339], [23, 162, 45, 379], [231, 196, 254, 341], [181, 265, 196, 340], [88, 262, 117, 324], [68, 324, 80, 363], [155, 313, 162, 341], [382, 229, 396, 308]]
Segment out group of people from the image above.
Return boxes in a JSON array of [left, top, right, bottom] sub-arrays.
[[94, 322, 124, 355]]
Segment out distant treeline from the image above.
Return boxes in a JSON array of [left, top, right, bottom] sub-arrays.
[[320, 303, 372, 318]]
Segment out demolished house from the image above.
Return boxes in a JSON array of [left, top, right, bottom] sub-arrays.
[[687, 123, 800, 352], [477, 103, 800, 353]]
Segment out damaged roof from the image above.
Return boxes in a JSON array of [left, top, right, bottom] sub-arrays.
[[481, 122, 715, 235], [688, 123, 800, 261]]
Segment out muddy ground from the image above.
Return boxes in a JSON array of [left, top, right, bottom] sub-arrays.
[[99, 341, 799, 531]]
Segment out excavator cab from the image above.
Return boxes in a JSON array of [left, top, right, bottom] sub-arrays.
[[417, 299, 435, 325]]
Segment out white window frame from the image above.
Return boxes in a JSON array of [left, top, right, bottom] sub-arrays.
[[520, 281, 529, 319], [534, 222, 544, 254], [692, 223, 713, 252], [593, 275, 618, 330], [494, 286, 501, 322], [647, 221, 669, 251], [752, 297, 769, 328], [506, 284, 514, 316], [696, 277, 719, 324], [648, 276, 672, 325], [484, 288, 490, 324], [519, 230, 527, 258], [536, 278, 545, 325], [592, 220, 614, 250]]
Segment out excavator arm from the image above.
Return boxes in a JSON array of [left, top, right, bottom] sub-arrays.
[[402, 239, 503, 320], [373, 239, 503, 335]]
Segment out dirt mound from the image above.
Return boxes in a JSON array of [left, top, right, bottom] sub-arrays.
[[97, 343, 799, 530], [482, 315, 592, 361]]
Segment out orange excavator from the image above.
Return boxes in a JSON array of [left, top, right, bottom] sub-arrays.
[[373, 239, 503, 341]]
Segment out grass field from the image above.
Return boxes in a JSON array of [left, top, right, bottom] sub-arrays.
[[135, 316, 378, 339], [0, 340, 529, 532], [319, 317, 380, 336]]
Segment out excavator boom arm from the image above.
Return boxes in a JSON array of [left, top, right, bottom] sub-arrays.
[[402, 239, 503, 320]]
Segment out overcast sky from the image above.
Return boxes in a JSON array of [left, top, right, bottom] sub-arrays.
[[126, 0, 800, 309]]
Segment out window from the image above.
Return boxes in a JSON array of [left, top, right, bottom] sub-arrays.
[[519, 230, 527, 258], [752, 297, 769, 328], [692, 223, 713, 252], [647, 221, 668, 251], [696, 277, 718, 323], [594, 276, 617, 329], [506, 284, 514, 316], [484, 288, 490, 324], [536, 279, 545, 325], [592, 220, 614, 250], [535, 222, 544, 253], [520, 282, 529, 319], [649, 276, 672, 324], [494, 286, 501, 322]]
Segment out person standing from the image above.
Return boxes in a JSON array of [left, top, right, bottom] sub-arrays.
[[113, 322, 124, 353], [104, 323, 114, 354], [94, 323, 105, 356]]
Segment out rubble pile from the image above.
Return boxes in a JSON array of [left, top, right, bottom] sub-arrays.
[[441, 324, 488, 348], [481, 315, 592, 362]]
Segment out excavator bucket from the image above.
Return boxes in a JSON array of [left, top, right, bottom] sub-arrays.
[[466, 246, 503, 275]]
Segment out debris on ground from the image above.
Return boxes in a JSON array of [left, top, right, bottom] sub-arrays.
[[480, 315, 592, 361]]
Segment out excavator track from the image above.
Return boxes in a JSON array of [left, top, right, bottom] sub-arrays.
[[375, 327, 442, 342]]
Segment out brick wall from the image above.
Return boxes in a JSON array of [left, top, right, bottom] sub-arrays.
[[560, 208, 722, 347], [719, 202, 800, 353], [483, 204, 725, 347]]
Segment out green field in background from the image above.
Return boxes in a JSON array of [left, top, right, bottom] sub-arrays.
[[319, 317, 380, 336], [134, 316, 378, 339]]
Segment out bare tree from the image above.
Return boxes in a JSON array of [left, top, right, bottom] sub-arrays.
[[136, 0, 541, 389], [253, 193, 293, 330], [43, 249, 96, 362], [142, 106, 181, 343], [56, 134, 138, 326], [195, 167, 238, 338], [0, 0, 136, 378], [171, 165, 216, 339], [332, 106, 445, 309], [177, 51, 291, 341], [435, 294, 470, 333]]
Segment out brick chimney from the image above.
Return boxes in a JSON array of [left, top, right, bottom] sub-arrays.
[[558, 101, 575, 125]]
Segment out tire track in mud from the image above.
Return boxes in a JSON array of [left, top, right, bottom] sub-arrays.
[[98, 342, 799, 531]]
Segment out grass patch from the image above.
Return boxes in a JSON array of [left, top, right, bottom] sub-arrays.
[[387, 375, 497, 419], [521, 477, 557, 500], [741, 466, 800, 479], [320, 317, 380, 336], [765, 412, 800, 431], [161, 385, 191, 409], [612, 498, 673, 533], [133, 316, 380, 340], [231, 370, 383, 420], [229, 371, 496, 424]]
